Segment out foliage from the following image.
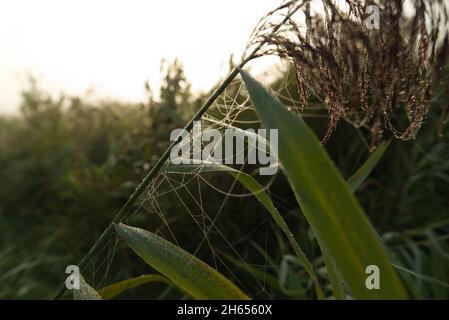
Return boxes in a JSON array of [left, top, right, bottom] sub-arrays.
[[1, 57, 449, 299]]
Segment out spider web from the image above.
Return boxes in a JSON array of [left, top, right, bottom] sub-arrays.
[[77, 0, 355, 299], [64, 0, 449, 300], [80, 63, 334, 299]]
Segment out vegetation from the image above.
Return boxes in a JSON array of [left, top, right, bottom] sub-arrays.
[[1, 0, 449, 300]]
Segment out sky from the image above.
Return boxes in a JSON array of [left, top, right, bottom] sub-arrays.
[[0, 0, 280, 114]]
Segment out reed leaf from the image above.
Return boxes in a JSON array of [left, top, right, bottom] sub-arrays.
[[240, 69, 407, 299], [114, 223, 250, 300], [98, 274, 172, 300]]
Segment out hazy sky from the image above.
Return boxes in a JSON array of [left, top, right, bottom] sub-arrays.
[[0, 0, 280, 114]]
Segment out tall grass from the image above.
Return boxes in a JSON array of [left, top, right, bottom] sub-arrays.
[[1, 0, 449, 300]]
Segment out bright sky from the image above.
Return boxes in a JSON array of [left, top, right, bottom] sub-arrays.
[[0, 0, 280, 114]]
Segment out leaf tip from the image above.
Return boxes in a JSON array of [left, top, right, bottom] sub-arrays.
[[237, 68, 254, 86]]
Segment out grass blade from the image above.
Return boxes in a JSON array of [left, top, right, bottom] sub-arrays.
[[98, 274, 172, 299], [393, 264, 449, 289], [114, 223, 250, 300], [240, 69, 407, 299], [348, 142, 390, 192]]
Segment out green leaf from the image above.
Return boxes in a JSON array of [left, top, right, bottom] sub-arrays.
[[348, 142, 389, 192], [73, 274, 102, 300], [98, 274, 172, 299], [164, 162, 324, 299], [240, 69, 407, 299], [324, 143, 390, 299], [164, 139, 389, 300], [114, 223, 250, 300]]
